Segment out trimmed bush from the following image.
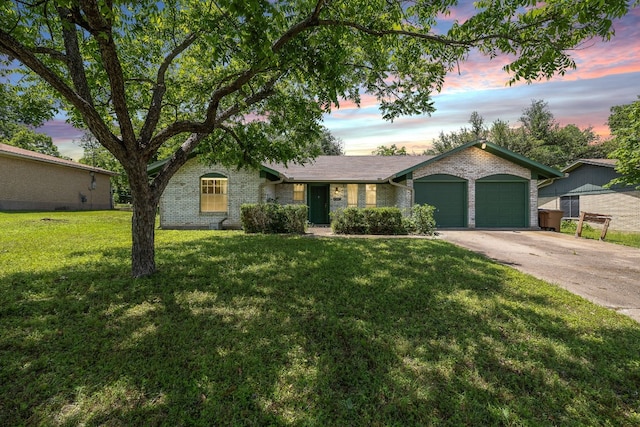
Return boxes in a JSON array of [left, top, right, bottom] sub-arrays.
[[333, 204, 437, 235], [404, 204, 436, 235], [332, 207, 406, 235], [241, 203, 308, 234], [331, 207, 366, 234]]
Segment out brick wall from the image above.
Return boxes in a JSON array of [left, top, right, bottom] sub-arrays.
[[539, 191, 640, 232], [0, 155, 113, 211], [413, 147, 537, 228], [160, 148, 543, 229], [159, 159, 266, 229]]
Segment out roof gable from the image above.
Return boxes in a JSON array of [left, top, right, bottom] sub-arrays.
[[396, 140, 563, 180], [563, 158, 617, 173]]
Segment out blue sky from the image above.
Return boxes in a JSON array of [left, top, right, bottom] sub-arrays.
[[39, 6, 640, 159]]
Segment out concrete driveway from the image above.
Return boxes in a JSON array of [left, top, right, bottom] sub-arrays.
[[439, 230, 640, 323]]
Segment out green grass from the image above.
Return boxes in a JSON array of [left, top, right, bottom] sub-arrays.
[[2, 211, 640, 426], [560, 220, 640, 248]]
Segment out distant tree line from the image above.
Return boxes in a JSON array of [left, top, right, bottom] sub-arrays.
[[425, 99, 615, 170]]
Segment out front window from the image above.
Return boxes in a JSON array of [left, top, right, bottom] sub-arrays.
[[201, 176, 228, 212], [347, 184, 358, 207], [293, 183, 305, 202], [365, 184, 377, 207], [560, 195, 579, 218]]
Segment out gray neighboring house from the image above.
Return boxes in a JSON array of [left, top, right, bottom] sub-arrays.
[[538, 158, 640, 232], [153, 140, 562, 230], [0, 142, 116, 211]]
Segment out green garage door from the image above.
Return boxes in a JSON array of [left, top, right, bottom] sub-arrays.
[[414, 174, 467, 228], [475, 175, 529, 228]]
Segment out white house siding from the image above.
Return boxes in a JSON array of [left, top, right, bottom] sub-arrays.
[[539, 191, 640, 232], [412, 147, 536, 228], [159, 159, 266, 229]]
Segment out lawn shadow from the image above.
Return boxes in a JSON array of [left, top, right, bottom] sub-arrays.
[[2, 233, 639, 425]]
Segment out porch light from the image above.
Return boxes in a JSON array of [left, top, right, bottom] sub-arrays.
[[334, 186, 340, 196], [481, 142, 487, 150]]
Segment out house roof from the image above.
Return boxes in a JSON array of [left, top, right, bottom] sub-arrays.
[[563, 158, 617, 173], [538, 158, 617, 189], [148, 140, 563, 181], [393, 140, 564, 180], [263, 155, 434, 182], [0, 143, 117, 176]]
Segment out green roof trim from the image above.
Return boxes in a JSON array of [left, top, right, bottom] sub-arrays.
[[147, 155, 284, 180], [394, 140, 564, 180], [201, 172, 227, 178], [476, 173, 528, 182], [259, 164, 285, 180], [414, 173, 467, 182]]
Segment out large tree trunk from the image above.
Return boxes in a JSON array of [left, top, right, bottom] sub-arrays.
[[128, 161, 160, 278], [131, 199, 157, 278]]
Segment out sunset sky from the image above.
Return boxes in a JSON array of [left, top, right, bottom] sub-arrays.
[[39, 6, 640, 160]]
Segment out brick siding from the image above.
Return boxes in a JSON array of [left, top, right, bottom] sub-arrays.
[[159, 159, 266, 229], [539, 191, 640, 232], [160, 148, 542, 229], [412, 147, 538, 228], [0, 155, 113, 211]]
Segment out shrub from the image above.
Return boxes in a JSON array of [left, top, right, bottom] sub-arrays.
[[404, 204, 436, 235], [241, 203, 308, 234], [331, 207, 366, 234], [333, 205, 436, 235], [332, 207, 406, 235]]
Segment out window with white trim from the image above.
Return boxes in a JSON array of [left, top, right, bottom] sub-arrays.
[[200, 175, 228, 212]]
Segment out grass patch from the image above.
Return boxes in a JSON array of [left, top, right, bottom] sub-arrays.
[[2, 211, 640, 425], [560, 220, 640, 248]]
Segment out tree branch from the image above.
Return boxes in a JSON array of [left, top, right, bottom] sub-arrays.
[[149, 132, 208, 198], [31, 46, 67, 62], [79, 0, 137, 149], [139, 32, 200, 145], [271, 0, 327, 52], [0, 28, 121, 156], [57, 6, 94, 107]]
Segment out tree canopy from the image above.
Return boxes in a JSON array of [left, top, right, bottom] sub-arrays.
[[1, 0, 633, 276], [608, 97, 640, 188], [0, 83, 62, 156], [372, 144, 408, 156], [426, 100, 611, 169]]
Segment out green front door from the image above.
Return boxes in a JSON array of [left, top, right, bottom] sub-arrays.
[[414, 175, 467, 228], [475, 175, 528, 228], [309, 184, 330, 224]]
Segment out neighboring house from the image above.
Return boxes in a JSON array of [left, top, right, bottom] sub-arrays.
[[538, 159, 640, 232], [0, 142, 116, 211], [153, 140, 563, 230]]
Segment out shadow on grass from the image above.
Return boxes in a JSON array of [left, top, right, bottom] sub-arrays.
[[2, 233, 640, 425]]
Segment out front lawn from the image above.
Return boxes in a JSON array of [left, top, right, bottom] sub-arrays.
[[1, 211, 639, 426]]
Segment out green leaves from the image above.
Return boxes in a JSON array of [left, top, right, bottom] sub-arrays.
[[608, 98, 640, 188]]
